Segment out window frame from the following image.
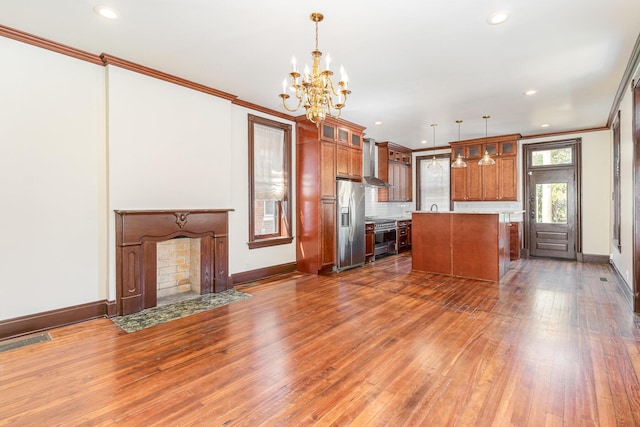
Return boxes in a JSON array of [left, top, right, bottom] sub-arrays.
[[247, 114, 293, 249]]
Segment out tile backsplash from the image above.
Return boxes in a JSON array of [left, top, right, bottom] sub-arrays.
[[364, 186, 415, 218]]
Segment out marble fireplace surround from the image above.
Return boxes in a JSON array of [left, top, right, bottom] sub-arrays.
[[115, 210, 232, 316]]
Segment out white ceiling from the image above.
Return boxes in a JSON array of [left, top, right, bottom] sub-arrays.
[[1, 0, 639, 149]]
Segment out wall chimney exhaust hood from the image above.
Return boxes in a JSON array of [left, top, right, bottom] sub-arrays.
[[362, 138, 392, 187]]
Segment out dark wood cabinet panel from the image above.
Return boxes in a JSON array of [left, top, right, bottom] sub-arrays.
[[510, 221, 521, 260], [397, 219, 411, 251], [296, 116, 366, 274], [450, 134, 520, 202], [377, 141, 412, 202], [365, 222, 374, 262]]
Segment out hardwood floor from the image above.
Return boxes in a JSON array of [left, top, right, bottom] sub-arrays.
[[1, 254, 639, 426]]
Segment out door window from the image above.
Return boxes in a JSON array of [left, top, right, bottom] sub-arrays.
[[535, 183, 567, 224]]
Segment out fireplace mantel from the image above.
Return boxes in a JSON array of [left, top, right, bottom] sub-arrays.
[[115, 209, 233, 316]]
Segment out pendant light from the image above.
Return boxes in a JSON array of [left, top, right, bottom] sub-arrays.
[[478, 115, 496, 166], [451, 119, 467, 168], [427, 123, 443, 177]]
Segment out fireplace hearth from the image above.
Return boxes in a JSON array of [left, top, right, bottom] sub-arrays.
[[115, 210, 232, 316]]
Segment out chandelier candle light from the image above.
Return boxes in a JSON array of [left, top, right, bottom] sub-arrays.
[[279, 12, 351, 125]]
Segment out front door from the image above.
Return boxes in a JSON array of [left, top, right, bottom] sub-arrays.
[[525, 141, 580, 260]]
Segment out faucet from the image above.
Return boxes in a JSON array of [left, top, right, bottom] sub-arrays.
[[430, 204, 438, 212]]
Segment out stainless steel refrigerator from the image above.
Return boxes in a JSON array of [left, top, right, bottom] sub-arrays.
[[335, 179, 366, 271]]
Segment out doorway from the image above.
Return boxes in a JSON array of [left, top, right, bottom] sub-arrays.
[[524, 140, 581, 260]]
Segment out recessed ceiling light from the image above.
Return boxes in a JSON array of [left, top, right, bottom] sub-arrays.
[[524, 89, 537, 96], [94, 5, 119, 19], [488, 11, 509, 25], [541, 124, 550, 128], [421, 140, 428, 144], [374, 120, 383, 126]]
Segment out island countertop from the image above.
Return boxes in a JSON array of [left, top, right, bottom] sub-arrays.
[[411, 211, 511, 281]]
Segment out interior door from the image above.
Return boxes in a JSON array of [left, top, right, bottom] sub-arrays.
[[528, 168, 576, 259]]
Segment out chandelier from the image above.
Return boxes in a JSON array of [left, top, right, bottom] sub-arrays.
[[279, 12, 350, 125]]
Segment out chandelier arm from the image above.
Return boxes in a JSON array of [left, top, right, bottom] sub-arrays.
[[280, 94, 303, 113]]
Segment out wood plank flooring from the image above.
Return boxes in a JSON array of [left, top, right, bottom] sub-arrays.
[[1, 254, 639, 426]]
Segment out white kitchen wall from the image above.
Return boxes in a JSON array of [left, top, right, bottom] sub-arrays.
[[0, 37, 106, 320]]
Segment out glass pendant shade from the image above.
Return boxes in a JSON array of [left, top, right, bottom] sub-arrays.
[[478, 150, 496, 165], [451, 154, 467, 168], [478, 115, 495, 166], [451, 120, 467, 168], [427, 123, 443, 177]]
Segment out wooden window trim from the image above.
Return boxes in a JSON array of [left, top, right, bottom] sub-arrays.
[[248, 114, 293, 249]]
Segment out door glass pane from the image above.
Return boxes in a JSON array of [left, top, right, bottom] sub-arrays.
[[536, 183, 567, 224], [531, 148, 572, 166]]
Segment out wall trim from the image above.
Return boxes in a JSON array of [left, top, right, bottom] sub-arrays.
[[608, 31, 640, 127], [0, 24, 103, 64], [580, 254, 610, 263], [520, 126, 609, 140], [0, 24, 295, 121], [231, 262, 297, 286], [0, 300, 114, 341], [611, 261, 633, 309]]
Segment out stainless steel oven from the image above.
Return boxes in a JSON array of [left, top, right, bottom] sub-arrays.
[[371, 219, 397, 257]]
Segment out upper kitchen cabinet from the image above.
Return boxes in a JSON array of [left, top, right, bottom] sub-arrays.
[[295, 116, 366, 275], [335, 125, 364, 180], [450, 134, 521, 202], [377, 142, 412, 202]]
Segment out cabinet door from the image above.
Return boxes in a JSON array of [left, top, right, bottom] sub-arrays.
[[498, 156, 517, 200], [321, 123, 336, 142], [320, 199, 336, 269], [392, 163, 402, 201], [336, 144, 350, 177], [320, 142, 336, 198], [337, 127, 350, 146], [467, 162, 483, 200], [499, 140, 517, 156], [466, 144, 482, 159], [482, 164, 499, 200], [349, 147, 362, 179], [351, 132, 362, 149], [451, 167, 467, 201]]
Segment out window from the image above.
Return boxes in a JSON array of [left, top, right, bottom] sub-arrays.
[[612, 110, 621, 251], [531, 147, 573, 166], [248, 115, 293, 249], [416, 154, 451, 211]]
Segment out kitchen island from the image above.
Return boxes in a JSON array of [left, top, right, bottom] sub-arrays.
[[411, 212, 510, 281]]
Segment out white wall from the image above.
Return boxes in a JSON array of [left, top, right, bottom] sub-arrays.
[[1, 36, 297, 321], [522, 130, 611, 256], [610, 84, 635, 289], [0, 38, 106, 320]]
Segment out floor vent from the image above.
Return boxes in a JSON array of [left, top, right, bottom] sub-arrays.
[[599, 277, 608, 282], [0, 333, 52, 354]]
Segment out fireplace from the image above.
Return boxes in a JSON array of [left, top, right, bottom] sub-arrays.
[[115, 210, 232, 316]]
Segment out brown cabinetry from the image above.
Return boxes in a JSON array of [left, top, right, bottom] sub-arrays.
[[376, 142, 412, 202], [450, 134, 520, 202], [509, 221, 521, 260], [365, 222, 375, 262], [397, 219, 411, 251], [296, 117, 366, 274]]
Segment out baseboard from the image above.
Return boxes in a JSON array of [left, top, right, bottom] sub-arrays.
[[610, 261, 633, 309], [231, 262, 297, 286], [581, 254, 610, 263], [0, 300, 113, 341]]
